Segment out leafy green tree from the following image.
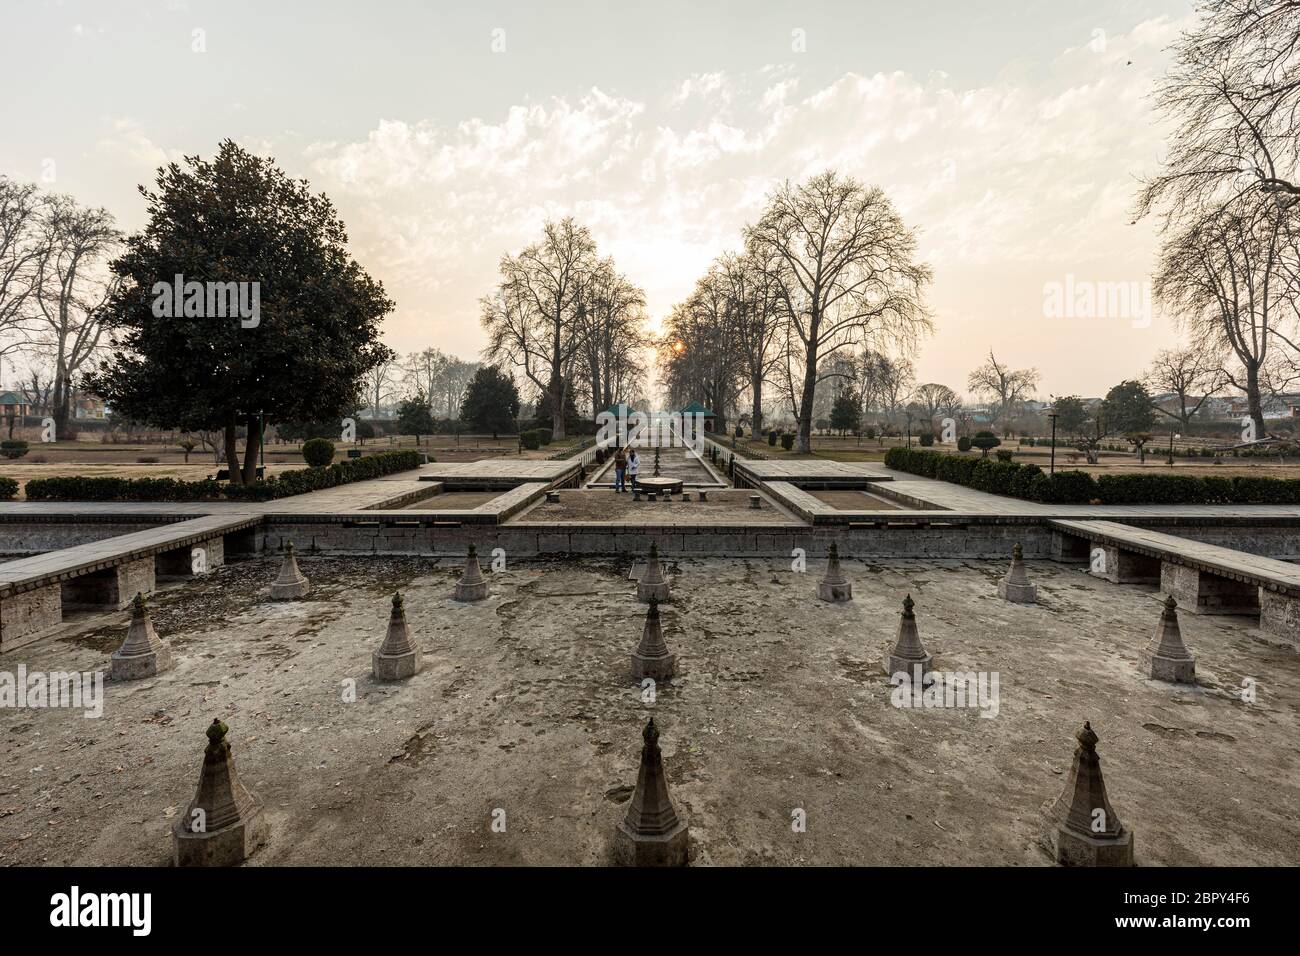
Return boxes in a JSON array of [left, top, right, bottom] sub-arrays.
[[1051, 395, 1089, 436], [829, 392, 860, 436], [86, 140, 394, 484], [1103, 379, 1157, 462], [459, 365, 520, 439], [397, 394, 436, 440], [1102, 380, 1156, 435], [971, 430, 1001, 457]]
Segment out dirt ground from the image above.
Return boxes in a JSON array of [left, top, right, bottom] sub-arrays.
[[2, 554, 1297, 867], [403, 491, 504, 510], [516, 488, 796, 524], [809, 490, 907, 511]]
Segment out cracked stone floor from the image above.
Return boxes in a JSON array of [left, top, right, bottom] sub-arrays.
[[1, 554, 1298, 866]]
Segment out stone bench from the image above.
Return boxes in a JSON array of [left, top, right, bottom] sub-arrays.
[[0, 514, 256, 654], [1049, 519, 1300, 645]]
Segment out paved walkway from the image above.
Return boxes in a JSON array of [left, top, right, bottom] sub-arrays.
[[1051, 518, 1300, 595], [0, 514, 258, 596]]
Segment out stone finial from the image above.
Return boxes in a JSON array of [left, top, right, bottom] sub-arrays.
[[1047, 721, 1133, 866], [636, 543, 671, 603], [613, 717, 689, 866], [373, 591, 422, 680], [884, 593, 933, 677], [998, 542, 1038, 604], [269, 540, 310, 600], [111, 591, 174, 680], [1141, 596, 1196, 683], [173, 718, 268, 867], [631, 596, 675, 681], [817, 541, 852, 602], [453, 543, 489, 602]]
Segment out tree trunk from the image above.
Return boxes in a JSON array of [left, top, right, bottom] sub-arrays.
[[751, 373, 763, 442], [550, 382, 567, 440], [241, 413, 261, 484], [1245, 363, 1265, 440], [796, 345, 818, 454], [223, 418, 241, 484]]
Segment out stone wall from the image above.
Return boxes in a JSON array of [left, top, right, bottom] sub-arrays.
[[260, 519, 1059, 559], [0, 521, 159, 556], [0, 583, 61, 653]]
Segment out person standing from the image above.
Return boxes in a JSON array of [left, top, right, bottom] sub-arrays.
[[627, 448, 639, 493], [614, 446, 628, 492]]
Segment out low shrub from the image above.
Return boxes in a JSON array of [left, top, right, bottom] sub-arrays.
[[957, 436, 972, 452], [780, 433, 795, 450], [534, 428, 553, 446], [0, 439, 29, 460], [918, 432, 934, 447], [301, 437, 336, 467], [994, 449, 1014, 462], [768, 430, 778, 446], [0, 476, 17, 500], [520, 431, 541, 450]]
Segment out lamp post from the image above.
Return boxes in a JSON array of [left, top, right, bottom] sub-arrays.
[[1167, 430, 1180, 466], [1048, 411, 1058, 476]]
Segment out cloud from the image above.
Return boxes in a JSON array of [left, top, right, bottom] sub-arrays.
[[84, 14, 1193, 392]]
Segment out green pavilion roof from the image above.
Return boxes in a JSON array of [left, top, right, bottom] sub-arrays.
[[679, 402, 715, 416]]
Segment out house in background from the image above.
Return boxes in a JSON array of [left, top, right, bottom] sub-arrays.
[[0, 390, 30, 420], [73, 393, 106, 420]]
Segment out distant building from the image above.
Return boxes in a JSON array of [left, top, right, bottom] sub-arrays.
[[678, 401, 717, 431], [0, 390, 30, 420]]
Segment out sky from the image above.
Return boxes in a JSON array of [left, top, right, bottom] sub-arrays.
[[0, 0, 1199, 400]]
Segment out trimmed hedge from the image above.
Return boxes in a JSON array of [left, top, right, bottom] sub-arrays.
[[222, 450, 424, 501], [23, 450, 423, 503], [885, 446, 1300, 505], [885, 446, 1098, 503], [25, 475, 224, 502], [0, 476, 17, 500]]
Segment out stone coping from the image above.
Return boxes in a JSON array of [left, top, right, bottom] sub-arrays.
[[0, 514, 258, 597], [1050, 518, 1300, 596]]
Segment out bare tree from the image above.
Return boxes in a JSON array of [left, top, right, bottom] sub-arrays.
[[481, 218, 597, 439], [1139, 0, 1300, 227], [1145, 345, 1227, 428], [0, 177, 44, 365], [576, 257, 647, 414], [30, 194, 120, 438], [912, 382, 959, 431], [966, 351, 1040, 436], [1153, 202, 1296, 437], [658, 268, 743, 429], [722, 248, 783, 439], [747, 171, 931, 452], [363, 353, 401, 418], [869, 353, 915, 427]]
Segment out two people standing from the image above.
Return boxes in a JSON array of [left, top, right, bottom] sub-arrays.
[[613, 446, 639, 493]]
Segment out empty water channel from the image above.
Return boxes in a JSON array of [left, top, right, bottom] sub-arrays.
[[586, 443, 726, 490]]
